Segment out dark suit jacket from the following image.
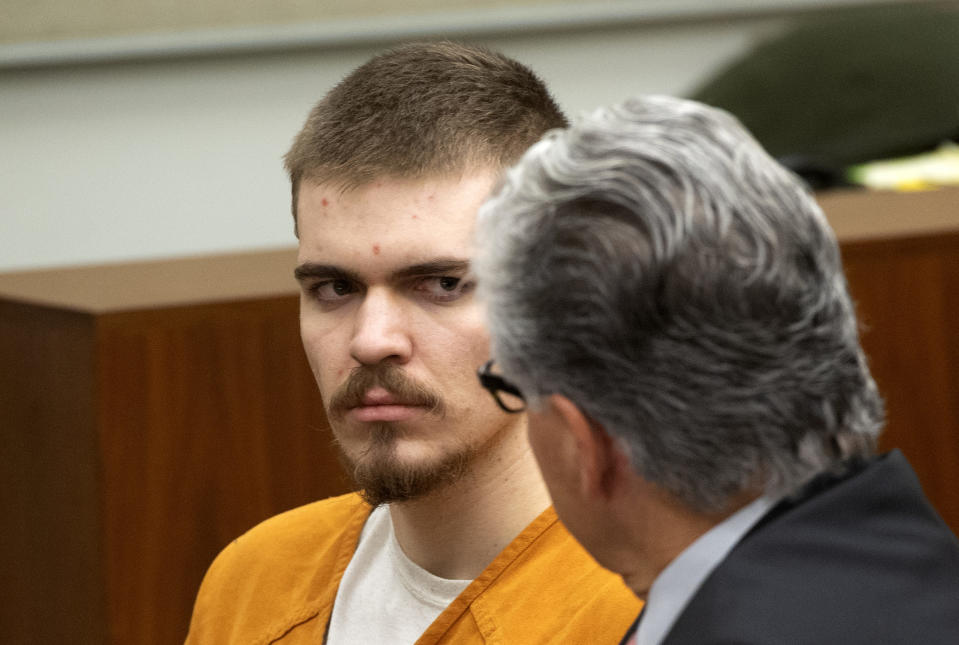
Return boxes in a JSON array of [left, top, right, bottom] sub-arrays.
[[625, 450, 959, 644]]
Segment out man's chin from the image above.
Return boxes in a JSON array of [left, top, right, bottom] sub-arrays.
[[338, 437, 476, 507]]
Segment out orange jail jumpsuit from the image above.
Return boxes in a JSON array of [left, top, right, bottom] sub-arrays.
[[186, 493, 642, 644]]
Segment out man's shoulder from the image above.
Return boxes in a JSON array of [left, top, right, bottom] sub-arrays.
[[204, 492, 370, 586], [186, 493, 370, 644], [227, 492, 368, 557], [665, 453, 959, 643]]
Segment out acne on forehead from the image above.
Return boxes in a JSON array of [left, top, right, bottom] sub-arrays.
[[297, 183, 335, 212]]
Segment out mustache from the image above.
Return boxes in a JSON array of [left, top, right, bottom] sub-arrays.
[[328, 363, 446, 421]]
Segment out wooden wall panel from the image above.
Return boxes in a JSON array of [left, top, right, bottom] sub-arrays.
[[840, 233, 959, 534], [95, 297, 347, 644], [0, 250, 351, 644], [0, 301, 106, 644]]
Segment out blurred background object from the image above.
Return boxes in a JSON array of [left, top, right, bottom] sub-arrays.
[[690, 4, 959, 190], [847, 143, 959, 190]]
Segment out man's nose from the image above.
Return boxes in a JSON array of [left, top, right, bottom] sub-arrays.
[[349, 288, 413, 366]]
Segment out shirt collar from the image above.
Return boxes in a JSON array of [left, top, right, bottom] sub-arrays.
[[634, 494, 778, 645]]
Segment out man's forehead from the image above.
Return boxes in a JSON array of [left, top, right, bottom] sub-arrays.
[[301, 164, 498, 189], [299, 169, 498, 207], [296, 214, 473, 257], [297, 171, 491, 255]]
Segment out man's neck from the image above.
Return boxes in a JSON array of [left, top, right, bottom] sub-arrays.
[[388, 427, 551, 580], [614, 486, 762, 599]]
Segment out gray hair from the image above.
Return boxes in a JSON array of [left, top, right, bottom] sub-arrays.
[[474, 95, 884, 513]]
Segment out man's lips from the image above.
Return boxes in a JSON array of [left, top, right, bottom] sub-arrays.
[[358, 387, 405, 406], [348, 387, 428, 422]]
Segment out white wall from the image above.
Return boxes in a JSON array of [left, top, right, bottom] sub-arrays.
[[0, 17, 786, 272]]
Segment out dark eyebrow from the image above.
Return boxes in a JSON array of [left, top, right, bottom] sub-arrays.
[[293, 259, 471, 285], [392, 259, 471, 281], [293, 263, 362, 284]]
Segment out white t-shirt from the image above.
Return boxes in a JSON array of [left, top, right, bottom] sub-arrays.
[[326, 505, 472, 644]]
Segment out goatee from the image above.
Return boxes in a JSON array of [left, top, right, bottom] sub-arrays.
[[328, 363, 470, 506], [340, 422, 476, 507]]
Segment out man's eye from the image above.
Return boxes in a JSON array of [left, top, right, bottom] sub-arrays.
[[417, 276, 473, 302], [311, 279, 357, 302], [438, 277, 460, 291]]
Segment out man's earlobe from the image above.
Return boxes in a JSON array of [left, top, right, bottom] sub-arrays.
[[547, 395, 620, 501]]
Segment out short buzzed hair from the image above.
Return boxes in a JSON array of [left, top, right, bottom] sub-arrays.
[[284, 41, 567, 226]]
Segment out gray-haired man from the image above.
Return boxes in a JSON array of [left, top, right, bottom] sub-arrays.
[[474, 95, 959, 644]]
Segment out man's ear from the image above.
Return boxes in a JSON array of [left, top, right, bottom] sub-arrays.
[[547, 394, 622, 501]]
